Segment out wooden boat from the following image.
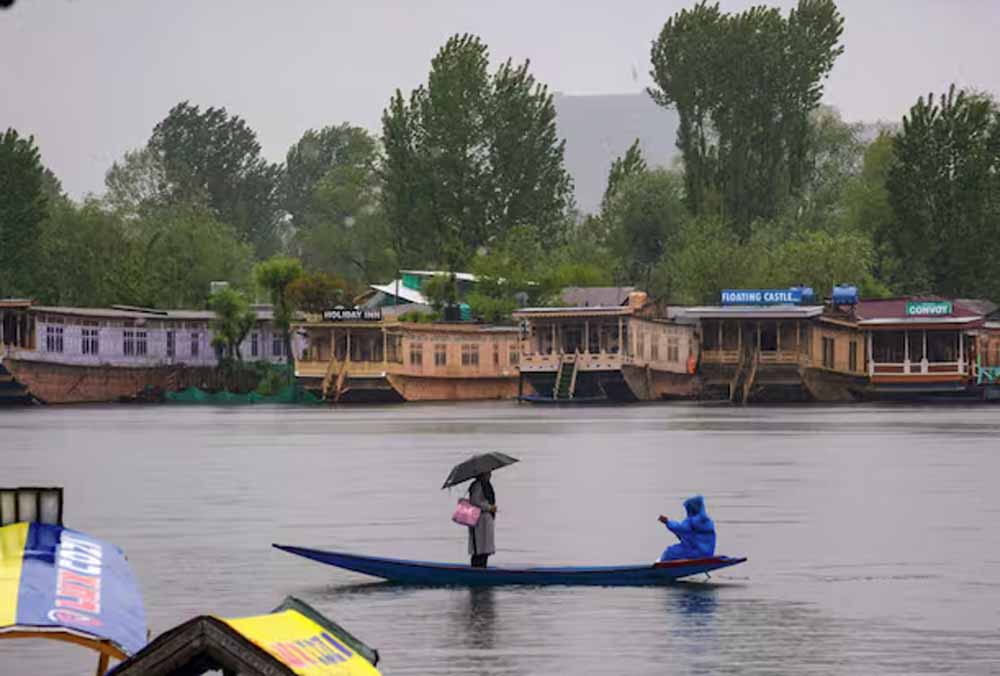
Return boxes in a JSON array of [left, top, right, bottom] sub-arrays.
[[272, 544, 746, 586]]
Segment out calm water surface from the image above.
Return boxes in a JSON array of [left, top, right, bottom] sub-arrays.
[[1, 402, 999, 675]]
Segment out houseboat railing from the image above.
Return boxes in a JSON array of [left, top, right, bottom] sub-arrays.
[[869, 361, 967, 376]]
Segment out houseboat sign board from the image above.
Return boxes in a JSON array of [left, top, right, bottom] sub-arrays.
[[906, 301, 953, 316], [721, 289, 803, 306], [322, 308, 383, 321]]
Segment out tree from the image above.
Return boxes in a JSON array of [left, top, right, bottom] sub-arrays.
[[34, 199, 141, 306], [286, 272, 351, 314], [380, 34, 572, 271], [883, 86, 1000, 297], [103, 147, 169, 223], [601, 139, 647, 214], [288, 127, 394, 283], [208, 286, 257, 363], [649, 0, 845, 237], [0, 128, 47, 296], [602, 169, 687, 290], [139, 204, 256, 308], [254, 256, 304, 368], [149, 102, 283, 257], [283, 124, 377, 230]]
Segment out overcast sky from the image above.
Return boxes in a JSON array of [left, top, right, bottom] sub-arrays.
[[2, 0, 999, 198]]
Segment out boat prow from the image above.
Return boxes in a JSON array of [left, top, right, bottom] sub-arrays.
[[272, 544, 746, 587]]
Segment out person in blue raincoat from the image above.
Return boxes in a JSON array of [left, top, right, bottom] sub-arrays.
[[658, 495, 716, 561]]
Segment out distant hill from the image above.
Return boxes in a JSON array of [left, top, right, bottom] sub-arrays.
[[553, 92, 680, 215]]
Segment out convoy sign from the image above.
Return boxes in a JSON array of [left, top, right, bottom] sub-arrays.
[[905, 301, 953, 316], [720, 289, 803, 306]]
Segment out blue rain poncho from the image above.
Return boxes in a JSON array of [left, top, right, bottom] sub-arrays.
[[660, 495, 716, 561]]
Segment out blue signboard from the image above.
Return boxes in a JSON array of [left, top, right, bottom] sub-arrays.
[[720, 289, 803, 306], [0, 522, 148, 658]]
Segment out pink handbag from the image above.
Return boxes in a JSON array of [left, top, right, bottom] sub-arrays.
[[452, 498, 482, 527]]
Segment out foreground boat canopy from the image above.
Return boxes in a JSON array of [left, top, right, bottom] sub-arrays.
[[0, 521, 148, 665], [110, 596, 381, 676]]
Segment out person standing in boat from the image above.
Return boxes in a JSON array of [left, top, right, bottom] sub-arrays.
[[658, 495, 716, 561], [468, 471, 497, 567]]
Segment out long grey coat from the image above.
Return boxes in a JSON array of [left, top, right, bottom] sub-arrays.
[[467, 479, 496, 556]]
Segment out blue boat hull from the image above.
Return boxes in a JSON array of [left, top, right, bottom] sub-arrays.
[[272, 545, 746, 586]]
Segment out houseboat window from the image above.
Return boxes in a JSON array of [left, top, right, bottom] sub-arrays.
[[509, 344, 519, 365], [461, 344, 479, 367], [540, 326, 553, 355], [562, 324, 583, 353], [434, 343, 447, 366], [872, 331, 905, 363], [45, 325, 64, 353], [409, 342, 423, 367], [801, 324, 812, 356], [822, 337, 835, 368], [81, 328, 99, 355], [123, 329, 136, 356], [272, 334, 284, 357], [778, 321, 797, 350], [907, 331, 924, 362], [849, 341, 858, 371], [335, 332, 347, 360], [650, 334, 659, 361], [667, 336, 680, 362], [588, 327, 600, 354], [620, 322, 628, 355], [251, 332, 259, 358], [722, 321, 739, 350], [760, 322, 778, 352], [702, 321, 719, 350], [191, 332, 200, 357], [637, 331, 645, 359], [166, 330, 175, 358], [927, 331, 958, 362], [387, 334, 402, 363], [493, 343, 500, 366], [136, 330, 148, 356]]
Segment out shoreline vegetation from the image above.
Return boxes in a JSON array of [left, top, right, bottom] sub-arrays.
[[3, 1, 999, 330]]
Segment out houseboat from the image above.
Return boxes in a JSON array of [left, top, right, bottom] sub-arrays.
[[513, 289, 699, 402], [835, 297, 988, 401], [0, 302, 289, 404], [294, 308, 520, 403], [683, 287, 994, 403]]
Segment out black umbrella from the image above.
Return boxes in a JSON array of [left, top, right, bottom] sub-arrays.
[[441, 452, 519, 489]]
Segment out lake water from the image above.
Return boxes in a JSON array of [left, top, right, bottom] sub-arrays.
[[1, 402, 999, 675]]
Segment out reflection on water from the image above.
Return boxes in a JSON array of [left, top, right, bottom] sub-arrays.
[[1, 402, 1000, 675]]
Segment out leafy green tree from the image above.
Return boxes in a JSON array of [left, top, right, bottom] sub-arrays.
[[103, 147, 169, 223], [149, 102, 283, 257], [381, 34, 572, 271], [421, 273, 458, 314], [603, 169, 687, 290], [649, 0, 844, 237], [882, 86, 1000, 297], [209, 286, 257, 363], [660, 217, 757, 303], [286, 271, 351, 314], [136, 205, 255, 308], [34, 199, 140, 306], [0, 128, 47, 296], [254, 256, 304, 367], [289, 129, 394, 283], [283, 124, 376, 230], [601, 139, 647, 214]]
